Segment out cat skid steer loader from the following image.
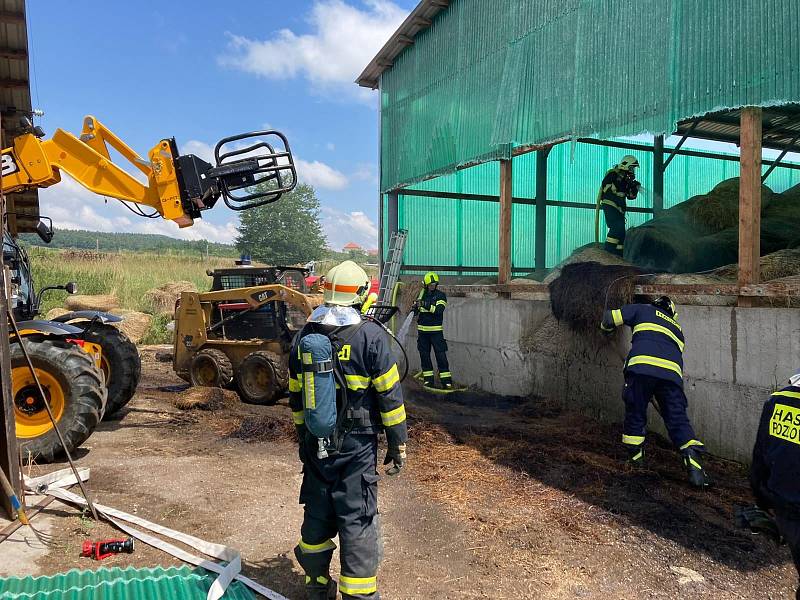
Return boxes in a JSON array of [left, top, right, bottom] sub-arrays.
[[2, 114, 297, 461], [173, 267, 321, 405]]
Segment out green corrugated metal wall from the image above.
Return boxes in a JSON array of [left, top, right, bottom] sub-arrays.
[[380, 0, 800, 192], [387, 141, 800, 272]]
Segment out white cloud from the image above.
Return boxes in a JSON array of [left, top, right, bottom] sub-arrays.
[[296, 159, 349, 190], [218, 0, 408, 101], [181, 140, 216, 164], [326, 142, 336, 152], [38, 173, 239, 244], [351, 162, 378, 184], [320, 206, 378, 250]]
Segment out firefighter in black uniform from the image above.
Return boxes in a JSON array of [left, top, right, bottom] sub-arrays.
[[414, 271, 452, 389], [289, 260, 408, 600], [597, 155, 642, 256], [601, 296, 710, 487], [751, 368, 800, 598]]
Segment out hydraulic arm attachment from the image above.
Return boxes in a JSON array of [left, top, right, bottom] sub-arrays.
[[1, 116, 297, 227]]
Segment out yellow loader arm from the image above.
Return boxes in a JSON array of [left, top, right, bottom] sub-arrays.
[[1, 116, 297, 227]]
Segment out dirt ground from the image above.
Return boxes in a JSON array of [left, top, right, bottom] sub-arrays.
[[1, 346, 798, 599]]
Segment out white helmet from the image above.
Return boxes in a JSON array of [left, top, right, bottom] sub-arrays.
[[790, 368, 800, 387], [618, 155, 640, 172], [322, 260, 371, 306]]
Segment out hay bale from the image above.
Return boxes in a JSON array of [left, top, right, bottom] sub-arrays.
[[143, 281, 197, 316], [686, 178, 773, 233], [397, 280, 423, 314], [548, 262, 644, 331], [172, 386, 239, 411], [45, 308, 70, 320], [543, 243, 629, 284], [110, 310, 152, 344], [64, 294, 118, 312], [711, 248, 800, 282], [649, 272, 735, 306]]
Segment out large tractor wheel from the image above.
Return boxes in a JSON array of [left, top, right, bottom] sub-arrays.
[[190, 348, 233, 388], [235, 351, 288, 405], [12, 340, 106, 463], [77, 323, 142, 417]]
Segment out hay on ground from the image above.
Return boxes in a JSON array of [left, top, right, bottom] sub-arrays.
[[64, 294, 118, 312], [171, 386, 239, 411], [548, 262, 644, 331], [227, 414, 296, 442], [110, 310, 152, 344], [143, 281, 197, 315]]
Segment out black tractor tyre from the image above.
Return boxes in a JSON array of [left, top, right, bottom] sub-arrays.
[[11, 339, 106, 464], [235, 351, 288, 405], [190, 348, 234, 388], [77, 323, 142, 417]]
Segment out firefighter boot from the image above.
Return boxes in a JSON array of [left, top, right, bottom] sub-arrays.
[[439, 371, 453, 389], [625, 443, 645, 469], [304, 576, 337, 600], [422, 371, 435, 388], [681, 447, 711, 488]]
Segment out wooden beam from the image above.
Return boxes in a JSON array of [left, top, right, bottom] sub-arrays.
[[397, 35, 414, 46], [0, 78, 28, 89], [0, 11, 24, 24], [498, 159, 512, 285], [738, 107, 762, 307], [0, 49, 27, 60]]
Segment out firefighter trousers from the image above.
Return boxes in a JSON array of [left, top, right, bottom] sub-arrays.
[[295, 432, 381, 599], [603, 205, 625, 257], [775, 510, 800, 600], [417, 330, 451, 386], [622, 373, 699, 449]]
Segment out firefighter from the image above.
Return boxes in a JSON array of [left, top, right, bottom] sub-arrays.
[[750, 368, 800, 597], [600, 296, 710, 488], [413, 271, 452, 389], [597, 155, 642, 257], [289, 260, 408, 600]]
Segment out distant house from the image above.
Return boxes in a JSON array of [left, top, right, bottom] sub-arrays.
[[343, 241, 362, 252], [367, 248, 379, 257]]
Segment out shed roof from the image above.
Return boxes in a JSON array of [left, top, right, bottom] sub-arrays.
[[0, 0, 37, 234]]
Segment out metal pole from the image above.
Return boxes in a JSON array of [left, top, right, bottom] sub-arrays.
[[652, 135, 664, 213], [387, 191, 399, 238], [535, 147, 550, 271]]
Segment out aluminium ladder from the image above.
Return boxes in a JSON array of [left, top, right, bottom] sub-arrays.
[[377, 229, 408, 305]]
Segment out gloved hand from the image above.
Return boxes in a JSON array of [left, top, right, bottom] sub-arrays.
[[411, 301, 419, 314], [735, 505, 783, 544], [383, 444, 406, 476], [600, 323, 615, 337]]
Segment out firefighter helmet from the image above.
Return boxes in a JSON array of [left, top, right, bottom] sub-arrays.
[[323, 260, 371, 306], [652, 296, 676, 318], [423, 271, 439, 287], [618, 155, 640, 172], [790, 368, 800, 387]]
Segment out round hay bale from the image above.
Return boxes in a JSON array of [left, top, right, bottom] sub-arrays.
[[110, 310, 152, 344], [543, 243, 629, 284], [548, 262, 644, 331], [686, 178, 773, 233], [45, 308, 70, 320], [143, 281, 197, 316], [649, 272, 735, 306], [64, 294, 119, 312]]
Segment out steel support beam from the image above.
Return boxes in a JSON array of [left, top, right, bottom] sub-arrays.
[[535, 148, 550, 270], [652, 135, 664, 213]]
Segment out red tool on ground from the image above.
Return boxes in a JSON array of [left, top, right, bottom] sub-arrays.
[[81, 537, 135, 560]]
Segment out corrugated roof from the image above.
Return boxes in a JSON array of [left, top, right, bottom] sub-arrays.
[[0, 565, 257, 600], [356, 0, 449, 89], [0, 0, 37, 235]]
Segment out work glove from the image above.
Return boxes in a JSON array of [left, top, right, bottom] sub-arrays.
[[411, 301, 420, 314], [599, 323, 615, 337], [734, 506, 783, 544], [383, 444, 406, 476]]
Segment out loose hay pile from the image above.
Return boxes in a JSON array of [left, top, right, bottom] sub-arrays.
[[227, 415, 296, 442], [548, 262, 643, 331], [64, 294, 119, 312], [171, 386, 239, 411], [111, 310, 152, 344], [542, 243, 629, 284], [397, 279, 423, 315], [686, 178, 773, 232], [144, 281, 197, 316]]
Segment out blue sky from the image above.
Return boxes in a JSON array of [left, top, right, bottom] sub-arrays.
[[28, 0, 417, 250]]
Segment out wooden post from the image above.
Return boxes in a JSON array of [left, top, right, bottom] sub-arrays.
[[653, 135, 664, 213], [535, 148, 550, 271], [499, 159, 512, 284], [738, 107, 762, 308]]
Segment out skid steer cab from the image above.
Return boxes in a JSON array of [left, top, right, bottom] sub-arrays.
[[173, 273, 322, 405], [3, 229, 141, 462]]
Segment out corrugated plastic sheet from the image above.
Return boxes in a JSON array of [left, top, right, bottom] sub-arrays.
[[0, 566, 256, 600], [387, 142, 800, 271], [380, 0, 800, 192]]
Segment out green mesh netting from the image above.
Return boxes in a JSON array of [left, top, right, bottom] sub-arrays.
[[380, 0, 800, 192]]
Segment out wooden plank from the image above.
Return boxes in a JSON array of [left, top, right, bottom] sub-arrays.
[[498, 159, 512, 285], [738, 107, 763, 307]]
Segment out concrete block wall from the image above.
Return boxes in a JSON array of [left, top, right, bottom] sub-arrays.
[[405, 298, 800, 463]]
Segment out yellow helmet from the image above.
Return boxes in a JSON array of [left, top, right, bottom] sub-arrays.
[[618, 155, 640, 172], [323, 261, 371, 306], [423, 271, 439, 286]]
